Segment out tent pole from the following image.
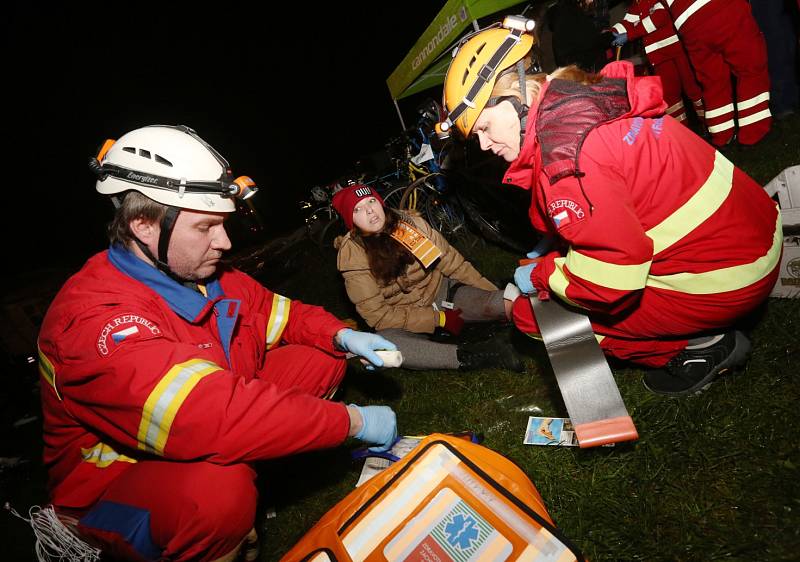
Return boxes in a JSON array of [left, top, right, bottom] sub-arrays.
[[472, 19, 480, 32], [393, 97, 407, 131]]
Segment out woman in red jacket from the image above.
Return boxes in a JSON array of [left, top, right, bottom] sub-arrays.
[[436, 18, 781, 395]]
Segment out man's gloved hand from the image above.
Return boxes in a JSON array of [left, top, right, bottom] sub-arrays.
[[337, 329, 397, 367], [526, 235, 555, 259], [611, 32, 628, 47], [514, 262, 538, 295], [349, 404, 398, 452], [438, 308, 464, 336]]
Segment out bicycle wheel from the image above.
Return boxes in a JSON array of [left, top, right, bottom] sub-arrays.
[[305, 206, 336, 242], [459, 196, 527, 253], [424, 190, 466, 238], [383, 180, 429, 213], [318, 215, 345, 255]]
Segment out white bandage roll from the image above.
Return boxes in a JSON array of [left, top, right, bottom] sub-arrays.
[[375, 350, 404, 368]]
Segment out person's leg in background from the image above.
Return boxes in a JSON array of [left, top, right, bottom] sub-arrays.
[[721, 1, 772, 145], [683, 34, 737, 147], [655, 59, 689, 126], [673, 51, 706, 131]]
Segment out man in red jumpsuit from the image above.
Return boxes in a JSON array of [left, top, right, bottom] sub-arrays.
[[437, 20, 781, 396], [611, 0, 704, 127], [37, 125, 399, 561], [666, 0, 772, 146]]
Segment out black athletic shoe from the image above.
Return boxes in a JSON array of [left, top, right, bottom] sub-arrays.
[[643, 331, 751, 396], [457, 337, 524, 373]]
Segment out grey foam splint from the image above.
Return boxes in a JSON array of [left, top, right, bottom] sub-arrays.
[[531, 296, 638, 448]]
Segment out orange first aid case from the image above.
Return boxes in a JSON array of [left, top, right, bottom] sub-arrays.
[[281, 434, 584, 562]]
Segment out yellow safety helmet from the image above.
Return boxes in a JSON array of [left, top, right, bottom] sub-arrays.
[[437, 16, 535, 139]]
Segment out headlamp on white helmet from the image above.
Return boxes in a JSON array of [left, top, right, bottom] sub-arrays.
[[90, 125, 258, 212]]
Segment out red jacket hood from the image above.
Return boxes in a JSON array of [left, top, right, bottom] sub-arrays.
[[504, 61, 666, 190]]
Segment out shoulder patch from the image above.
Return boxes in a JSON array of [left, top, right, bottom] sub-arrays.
[[547, 198, 586, 230], [97, 313, 162, 357]]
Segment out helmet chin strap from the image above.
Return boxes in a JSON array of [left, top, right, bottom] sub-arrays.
[[487, 60, 531, 149], [133, 206, 185, 281], [515, 59, 530, 148]]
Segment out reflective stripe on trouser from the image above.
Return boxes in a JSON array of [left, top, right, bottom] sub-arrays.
[[510, 254, 779, 368], [77, 461, 258, 562], [681, 0, 771, 146]]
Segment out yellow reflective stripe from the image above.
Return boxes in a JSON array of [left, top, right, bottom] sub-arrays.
[[647, 212, 782, 294], [705, 103, 734, 119], [565, 248, 652, 291], [737, 92, 770, 111], [708, 120, 735, 133], [81, 442, 137, 468], [548, 257, 587, 309], [642, 16, 656, 33], [738, 109, 772, 127], [646, 152, 734, 254], [666, 100, 685, 114], [596, 334, 606, 343], [137, 359, 222, 455], [645, 35, 679, 53], [266, 294, 291, 349], [674, 0, 713, 30], [37, 345, 60, 400]]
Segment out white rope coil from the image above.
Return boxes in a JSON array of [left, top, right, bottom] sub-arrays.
[[5, 503, 100, 562]]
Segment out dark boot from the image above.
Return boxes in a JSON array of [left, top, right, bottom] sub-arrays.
[[643, 331, 751, 396], [457, 337, 524, 373]]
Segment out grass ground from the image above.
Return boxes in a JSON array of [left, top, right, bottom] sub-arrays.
[[254, 115, 800, 561], [1, 115, 798, 560]]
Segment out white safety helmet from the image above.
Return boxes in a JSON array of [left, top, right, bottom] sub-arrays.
[[91, 124, 257, 212]]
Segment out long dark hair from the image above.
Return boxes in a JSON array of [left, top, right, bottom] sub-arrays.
[[355, 209, 416, 286]]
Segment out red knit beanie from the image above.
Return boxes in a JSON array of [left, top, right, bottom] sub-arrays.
[[331, 184, 385, 230]]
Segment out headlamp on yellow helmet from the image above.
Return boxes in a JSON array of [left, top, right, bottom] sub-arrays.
[[437, 16, 535, 139]]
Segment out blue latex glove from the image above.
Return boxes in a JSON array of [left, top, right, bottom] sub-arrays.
[[338, 329, 397, 367], [612, 32, 628, 47], [514, 262, 537, 295], [526, 235, 555, 259], [350, 404, 398, 452]]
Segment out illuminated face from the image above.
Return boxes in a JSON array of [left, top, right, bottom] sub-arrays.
[[167, 210, 232, 280], [473, 100, 522, 162], [352, 196, 386, 234]]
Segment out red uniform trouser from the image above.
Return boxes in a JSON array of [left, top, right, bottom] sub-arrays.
[[680, 1, 771, 146], [75, 345, 346, 561], [654, 56, 703, 126], [511, 265, 778, 368]]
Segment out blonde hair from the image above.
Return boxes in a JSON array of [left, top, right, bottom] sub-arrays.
[[491, 63, 603, 105]]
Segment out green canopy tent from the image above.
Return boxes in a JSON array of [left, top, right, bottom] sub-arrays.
[[386, 0, 527, 129]]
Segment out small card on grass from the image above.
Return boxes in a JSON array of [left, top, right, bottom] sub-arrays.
[[523, 416, 579, 447]]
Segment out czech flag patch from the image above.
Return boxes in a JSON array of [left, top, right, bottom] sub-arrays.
[[547, 198, 586, 231], [97, 314, 162, 357]]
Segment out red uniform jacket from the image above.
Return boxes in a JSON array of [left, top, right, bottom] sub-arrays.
[[612, 0, 683, 65], [665, 0, 727, 33], [503, 61, 781, 325], [38, 246, 350, 511]]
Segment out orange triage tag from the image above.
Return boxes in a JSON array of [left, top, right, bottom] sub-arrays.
[[390, 220, 443, 268]]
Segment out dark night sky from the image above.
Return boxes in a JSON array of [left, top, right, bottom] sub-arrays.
[[4, 3, 447, 282]]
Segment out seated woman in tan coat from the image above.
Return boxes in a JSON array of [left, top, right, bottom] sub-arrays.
[[332, 183, 523, 371]]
